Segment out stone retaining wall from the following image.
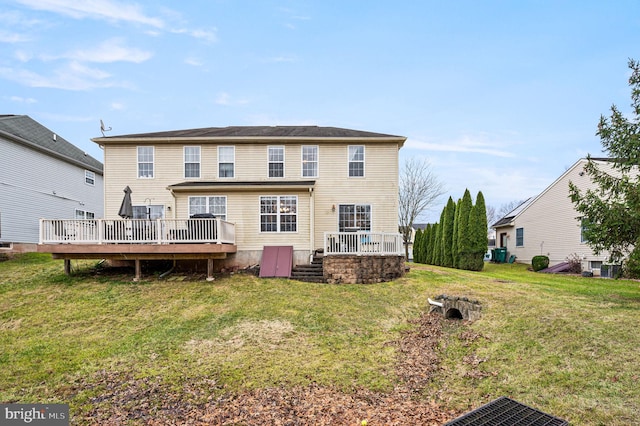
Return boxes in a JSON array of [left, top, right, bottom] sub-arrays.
[[323, 255, 405, 284]]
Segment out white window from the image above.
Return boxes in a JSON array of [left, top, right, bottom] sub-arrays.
[[581, 217, 591, 243], [218, 146, 235, 178], [137, 146, 154, 178], [188, 196, 227, 220], [85, 170, 95, 186], [348, 145, 365, 177], [302, 145, 318, 177], [260, 195, 297, 232], [338, 204, 371, 231], [268, 146, 285, 178], [133, 205, 165, 220], [184, 146, 201, 178], [75, 210, 95, 219]]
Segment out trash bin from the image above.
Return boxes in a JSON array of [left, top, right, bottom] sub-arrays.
[[189, 213, 216, 240], [495, 247, 507, 263]]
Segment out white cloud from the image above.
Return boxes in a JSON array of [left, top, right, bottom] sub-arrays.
[[184, 57, 203, 67], [0, 61, 121, 91], [110, 102, 125, 110], [49, 38, 153, 63], [7, 95, 37, 103], [0, 31, 30, 43], [170, 27, 217, 43], [215, 92, 249, 106], [406, 134, 516, 158], [15, 0, 164, 28]]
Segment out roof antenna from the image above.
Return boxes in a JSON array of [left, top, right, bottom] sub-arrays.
[[100, 119, 112, 136]]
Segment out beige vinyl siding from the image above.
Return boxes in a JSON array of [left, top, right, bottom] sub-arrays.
[[506, 159, 614, 268], [103, 139, 401, 254]]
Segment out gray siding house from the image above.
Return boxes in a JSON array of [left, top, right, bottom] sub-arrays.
[[0, 115, 104, 251]]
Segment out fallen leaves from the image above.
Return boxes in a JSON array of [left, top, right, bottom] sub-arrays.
[[68, 313, 466, 425]]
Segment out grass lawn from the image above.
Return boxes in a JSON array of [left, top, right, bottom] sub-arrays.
[[1, 253, 638, 424]]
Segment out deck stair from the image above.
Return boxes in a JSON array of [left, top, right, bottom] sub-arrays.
[[290, 252, 325, 283]]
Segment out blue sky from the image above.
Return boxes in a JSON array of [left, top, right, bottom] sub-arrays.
[[2, 0, 640, 221]]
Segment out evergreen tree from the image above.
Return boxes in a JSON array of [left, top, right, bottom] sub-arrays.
[[441, 197, 456, 267], [413, 228, 423, 263], [468, 191, 488, 271], [422, 224, 431, 264], [569, 59, 640, 277], [429, 222, 439, 265], [456, 189, 473, 270], [451, 198, 460, 268]]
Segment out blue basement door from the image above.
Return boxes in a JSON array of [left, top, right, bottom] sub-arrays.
[[259, 246, 293, 278]]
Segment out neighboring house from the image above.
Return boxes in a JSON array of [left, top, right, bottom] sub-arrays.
[[491, 158, 617, 274], [0, 115, 103, 252], [405, 222, 428, 261], [74, 125, 405, 274]]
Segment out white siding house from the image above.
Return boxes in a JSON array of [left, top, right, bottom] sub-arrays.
[[491, 158, 618, 274], [90, 126, 405, 269], [0, 115, 103, 250]]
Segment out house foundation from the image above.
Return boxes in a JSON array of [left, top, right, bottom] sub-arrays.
[[323, 255, 405, 284]]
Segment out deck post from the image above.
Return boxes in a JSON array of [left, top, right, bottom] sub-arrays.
[[134, 259, 141, 281], [207, 258, 215, 281], [64, 259, 71, 275]]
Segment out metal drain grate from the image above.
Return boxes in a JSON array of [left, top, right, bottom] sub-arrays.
[[445, 396, 569, 425]]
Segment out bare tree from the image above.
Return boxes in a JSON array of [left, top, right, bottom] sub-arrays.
[[498, 199, 526, 217], [398, 158, 446, 259]]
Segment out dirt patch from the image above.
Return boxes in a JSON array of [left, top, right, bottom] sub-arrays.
[[68, 313, 467, 425]]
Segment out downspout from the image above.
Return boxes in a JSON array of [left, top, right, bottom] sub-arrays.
[[309, 186, 314, 263]]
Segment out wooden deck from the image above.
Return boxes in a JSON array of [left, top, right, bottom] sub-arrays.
[[38, 218, 237, 281], [38, 243, 237, 281]]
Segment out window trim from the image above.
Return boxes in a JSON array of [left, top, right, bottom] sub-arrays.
[[218, 146, 235, 178], [302, 145, 318, 178], [268, 145, 285, 178], [188, 196, 227, 220], [84, 170, 95, 186], [338, 203, 371, 232], [75, 209, 95, 219], [259, 195, 298, 233], [184, 146, 201, 179], [515, 227, 524, 247], [137, 146, 154, 179], [348, 145, 365, 177]]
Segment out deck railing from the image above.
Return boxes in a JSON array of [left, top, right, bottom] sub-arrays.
[[323, 231, 404, 256], [39, 218, 235, 245]]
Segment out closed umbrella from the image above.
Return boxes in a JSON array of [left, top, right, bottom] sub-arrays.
[[118, 186, 133, 219]]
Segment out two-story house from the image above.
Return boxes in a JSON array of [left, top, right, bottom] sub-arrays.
[[0, 115, 103, 252], [491, 158, 620, 274], [39, 126, 406, 281]]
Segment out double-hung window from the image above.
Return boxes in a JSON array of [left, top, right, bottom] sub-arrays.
[[188, 196, 227, 220], [260, 195, 297, 232], [348, 145, 365, 177], [137, 146, 154, 178], [516, 227, 524, 247], [268, 146, 284, 178], [75, 210, 95, 219], [218, 146, 235, 178], [580, 217, 591, 243], [302, 145, 318, 177], [338, 204, 371, 231], [184, 146, 201, 178], [85, 170, 95, 186]]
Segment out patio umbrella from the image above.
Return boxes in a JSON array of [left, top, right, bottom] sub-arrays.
[[118, 186, 133, 219]]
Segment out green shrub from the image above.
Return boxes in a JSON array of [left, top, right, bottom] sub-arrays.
[[532, 255, 550, 272]]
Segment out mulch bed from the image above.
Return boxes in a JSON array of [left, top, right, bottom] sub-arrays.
[[71, 313, 467, 425]]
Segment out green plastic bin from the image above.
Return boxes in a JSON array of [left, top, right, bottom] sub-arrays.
[[495, 247, 507, 263]]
